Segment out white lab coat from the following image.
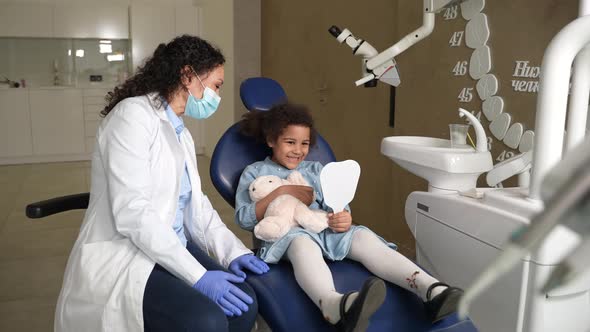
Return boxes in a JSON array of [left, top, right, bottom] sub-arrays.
[[54, 94, 252, 332]]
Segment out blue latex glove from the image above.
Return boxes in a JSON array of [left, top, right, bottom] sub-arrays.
[[229, 254, 270, 278], [193, 271, 253, 316]]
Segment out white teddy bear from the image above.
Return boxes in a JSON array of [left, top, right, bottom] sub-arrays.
[[249, 171, 329, 242]]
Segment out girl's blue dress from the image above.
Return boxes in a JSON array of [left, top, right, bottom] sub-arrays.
[[235, 157, 397, 263]]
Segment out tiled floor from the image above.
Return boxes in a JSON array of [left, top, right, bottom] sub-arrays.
[[0, 156, 251, 332]]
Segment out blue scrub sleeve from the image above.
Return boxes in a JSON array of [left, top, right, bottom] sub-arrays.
[[234, 165, 259, 231]]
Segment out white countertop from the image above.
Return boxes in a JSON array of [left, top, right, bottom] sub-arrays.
[[0, 84, 115, 90]]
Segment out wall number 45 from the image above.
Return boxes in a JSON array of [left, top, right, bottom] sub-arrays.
[[458, 88, 474, 102]]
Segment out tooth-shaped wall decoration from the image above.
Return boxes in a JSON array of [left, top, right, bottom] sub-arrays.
[[461, 0, 486, 20], [503, 123, 524, 149], [466, 13, 490, 49], [482, 96, 504, 121], [476, 74, 498, 101], [457, 0, 536, 162], [469, 45, 491, 79], [490, 113, 511, 140], [519, 130, 535, 153]]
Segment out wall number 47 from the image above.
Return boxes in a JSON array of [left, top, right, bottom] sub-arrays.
[[449, 31, 464, 47], [458, 88, 474, 102]]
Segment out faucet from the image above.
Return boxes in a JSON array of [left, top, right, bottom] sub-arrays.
[[53, 59, 60, 86], [458, 108, 488, 152]]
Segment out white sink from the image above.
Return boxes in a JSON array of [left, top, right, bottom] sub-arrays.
[[381, 136, 493, 193]]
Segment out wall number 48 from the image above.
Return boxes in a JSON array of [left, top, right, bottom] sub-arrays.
[[458, 88, 474, 102], [443, 6, 459, 20]]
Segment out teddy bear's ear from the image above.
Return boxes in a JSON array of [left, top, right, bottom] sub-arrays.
[[249, 175, 282, 201], [248, 178, 263, 201]]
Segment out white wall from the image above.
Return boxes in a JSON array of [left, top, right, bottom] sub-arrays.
[[194, 0, 260, 156], [192, 0, 235, 157], [234, 0, 261, 119]]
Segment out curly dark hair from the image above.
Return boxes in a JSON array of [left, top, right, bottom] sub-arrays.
[[101, 34, 225, 117], [240, 102, 316, 146]]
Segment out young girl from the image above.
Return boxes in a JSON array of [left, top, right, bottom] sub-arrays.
[[235, 102, 462, 330]]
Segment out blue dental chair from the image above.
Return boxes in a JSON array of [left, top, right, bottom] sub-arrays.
[[209, 77, 478, 332]]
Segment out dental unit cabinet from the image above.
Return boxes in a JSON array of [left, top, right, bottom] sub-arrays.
[[453, 2, 590, 331], [388, 116, 589, 331]]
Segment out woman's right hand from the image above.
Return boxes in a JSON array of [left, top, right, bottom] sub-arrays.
[[278, 185, 314, 206], [193, 271, 253, 317]]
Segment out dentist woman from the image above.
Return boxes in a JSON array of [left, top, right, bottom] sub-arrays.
[[54, 35, 269, 332]]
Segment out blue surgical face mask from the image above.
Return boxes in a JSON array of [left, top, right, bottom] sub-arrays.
[[184, 75, 221, 119]]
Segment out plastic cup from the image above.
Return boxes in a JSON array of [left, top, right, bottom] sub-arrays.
[[449, 124, 469, 148]]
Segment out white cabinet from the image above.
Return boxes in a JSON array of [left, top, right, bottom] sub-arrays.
[[0, 3, 53, 38], [0, 89, 33, 157], [130, 5, 176, 70], [29, 89, 85, 156], [53, 4, 129, 39], [175, 6, 201, 36], [0, 3, 128, 39], [0, 87, 108, 163], [130, 5, 201, 70]]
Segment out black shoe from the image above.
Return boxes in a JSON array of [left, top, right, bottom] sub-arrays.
[[335, 277, 386, 332], [424, 282, 464, 323]]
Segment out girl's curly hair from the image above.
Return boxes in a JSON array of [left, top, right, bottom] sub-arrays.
[[240, 102, 316, 146], [101, 34, 225, 117]]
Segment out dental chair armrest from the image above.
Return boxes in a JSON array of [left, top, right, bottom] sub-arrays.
[[26, 193, 90, 219]]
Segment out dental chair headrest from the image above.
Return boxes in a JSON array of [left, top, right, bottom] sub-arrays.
[[240, 77, 287, 112]]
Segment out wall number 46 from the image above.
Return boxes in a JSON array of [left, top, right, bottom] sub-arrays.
[[452, 60, 468, 76], [458, 88, 474, 102]]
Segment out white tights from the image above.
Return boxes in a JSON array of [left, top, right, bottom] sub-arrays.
[[285, 229, 445, 323]]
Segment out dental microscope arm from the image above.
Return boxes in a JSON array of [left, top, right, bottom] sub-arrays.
[[327, 25, 384, 87], [458, 136, 590, 319], [329, 0, 465, 87]]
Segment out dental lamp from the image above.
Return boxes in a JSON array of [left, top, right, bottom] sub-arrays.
[[329, 0, 466, 87]]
